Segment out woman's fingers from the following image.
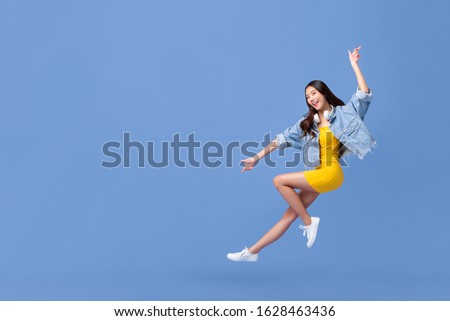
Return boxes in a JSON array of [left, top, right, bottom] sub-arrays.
[[240, 156, 259, 173], [240, 158, 255, 173], [349, 45, 362, 57], [348, 46, 361, 62]]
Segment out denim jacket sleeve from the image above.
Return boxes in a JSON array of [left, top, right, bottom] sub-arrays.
[[347, 88, 373, 120], [275, 116, 306, 151]]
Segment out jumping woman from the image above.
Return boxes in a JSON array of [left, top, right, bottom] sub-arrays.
[[227, 46, 376, 262]]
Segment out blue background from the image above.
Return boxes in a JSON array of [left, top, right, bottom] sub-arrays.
[[1, 0, 449, 300]]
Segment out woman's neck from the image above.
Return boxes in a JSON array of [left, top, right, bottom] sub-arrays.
[[319, 102, 332, 115]]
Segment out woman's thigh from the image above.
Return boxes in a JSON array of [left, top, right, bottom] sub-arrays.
[[273, 171, 318, 193]]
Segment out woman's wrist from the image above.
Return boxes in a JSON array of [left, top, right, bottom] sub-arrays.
[[351, 61, 360, 69]]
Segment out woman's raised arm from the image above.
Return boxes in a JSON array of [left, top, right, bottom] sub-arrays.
[[348, 46, 369, 93]]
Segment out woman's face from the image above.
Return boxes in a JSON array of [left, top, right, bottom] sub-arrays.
[[305, 86, 327, 111]]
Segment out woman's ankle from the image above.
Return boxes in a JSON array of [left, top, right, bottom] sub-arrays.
[[248, 247, 258, 254], [302, 216, 312, 226]]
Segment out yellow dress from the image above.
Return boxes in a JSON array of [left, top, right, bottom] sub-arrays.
[[303, 126, 344, 193]]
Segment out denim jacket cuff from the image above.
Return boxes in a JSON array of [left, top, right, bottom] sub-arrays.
[[355, 87, 373, 101], [275, 133, 287, 150]]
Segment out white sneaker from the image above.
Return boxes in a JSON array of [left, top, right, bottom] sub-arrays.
[[226, 247, 258, 262], [299, 217, 320, 248]]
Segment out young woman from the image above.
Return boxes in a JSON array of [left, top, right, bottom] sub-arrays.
[[227, 46, 376, 262]]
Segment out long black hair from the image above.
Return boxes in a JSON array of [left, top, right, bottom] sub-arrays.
[[300, 80, 345, 137]]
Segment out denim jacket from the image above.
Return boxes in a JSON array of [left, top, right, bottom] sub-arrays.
[[275, 89, 377, 168]]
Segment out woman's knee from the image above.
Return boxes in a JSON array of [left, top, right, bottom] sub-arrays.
[[273, 175, 284, 189]]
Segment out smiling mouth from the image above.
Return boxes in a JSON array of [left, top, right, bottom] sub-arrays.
[[311, 100, 318, 107]]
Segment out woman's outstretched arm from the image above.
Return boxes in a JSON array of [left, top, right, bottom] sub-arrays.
[[240, 139, 278, 173], [240, 116, 306, 173], [348, 46, 369, 93]]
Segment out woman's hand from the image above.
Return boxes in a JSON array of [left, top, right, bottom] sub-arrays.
[[240, 156, 258, 173], [348, 45, 362, 65], [348, 45, 369, 93]]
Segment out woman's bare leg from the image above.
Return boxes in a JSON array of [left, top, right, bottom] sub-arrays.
[[272, 172, 318, 226], [249, 189, 319, 254]]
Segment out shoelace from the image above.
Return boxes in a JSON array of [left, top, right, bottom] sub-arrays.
[[238, 247, 250, 257], [299, 225, 311, 239]]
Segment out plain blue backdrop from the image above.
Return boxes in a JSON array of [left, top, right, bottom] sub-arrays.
[[1, 0, 449, 300]]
